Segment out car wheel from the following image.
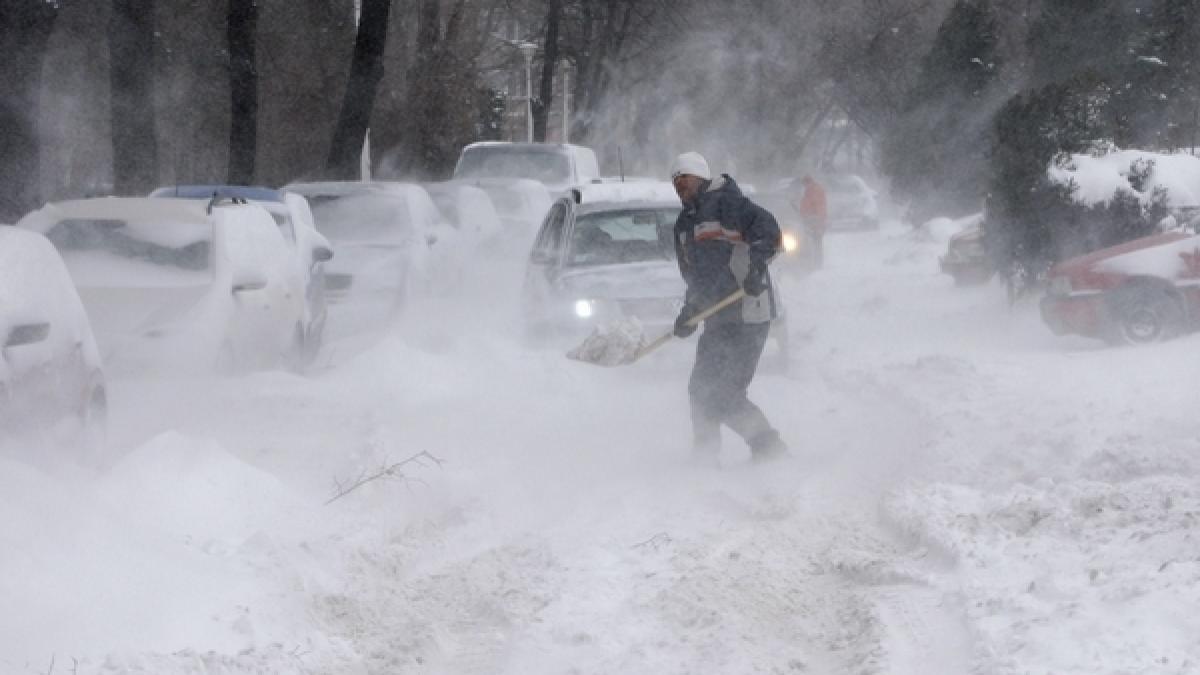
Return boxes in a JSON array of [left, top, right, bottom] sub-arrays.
[[1109, 284, 1185, 345]]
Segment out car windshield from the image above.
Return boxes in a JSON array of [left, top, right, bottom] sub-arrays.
[[44, 218, 213, 286], [568, 208, 680, 266], [307, 193, 419, 244], [456, 148, 571, 184]]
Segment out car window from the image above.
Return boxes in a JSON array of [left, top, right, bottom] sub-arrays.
[[568, 208, 680, 266], [456, 148, 571, 184], [307, 194, 419, 244], [535, 203, 568, 257], [44, 218, 213, 286], [267, 211, 297, 245]]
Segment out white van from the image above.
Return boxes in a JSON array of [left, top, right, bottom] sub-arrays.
[[452, 142, 600, 194]]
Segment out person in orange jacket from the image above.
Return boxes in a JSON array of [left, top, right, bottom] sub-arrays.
[[794, 174, 828, 268]]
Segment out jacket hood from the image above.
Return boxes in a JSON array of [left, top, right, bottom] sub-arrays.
[[704, 174, 741, 198]]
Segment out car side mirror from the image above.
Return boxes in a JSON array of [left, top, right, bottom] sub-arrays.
[[232, 271, 268, 294], [5, 322, 50, 348], [312, 245, 333, 263]]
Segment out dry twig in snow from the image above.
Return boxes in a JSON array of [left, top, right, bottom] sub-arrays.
[[325, 451, 444, 505]]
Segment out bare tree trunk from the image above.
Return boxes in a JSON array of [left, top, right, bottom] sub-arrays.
[[533, 0, 561, 142], [227, 0, 258, 185], [109, 0, 159, 195], [326, 0, 391, 180], [0, 1, 58, 220]]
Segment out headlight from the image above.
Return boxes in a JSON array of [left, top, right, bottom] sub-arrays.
[[781, 232, 799, 253], [574, 299, 595, 319]]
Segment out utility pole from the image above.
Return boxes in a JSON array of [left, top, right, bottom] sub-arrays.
[[562, 65, 569, 144], [520, 42, 536, 143]]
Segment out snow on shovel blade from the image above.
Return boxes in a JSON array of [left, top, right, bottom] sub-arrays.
[[566, 316, 648, 366]]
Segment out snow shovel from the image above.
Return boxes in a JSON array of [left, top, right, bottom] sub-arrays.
[[567, 288, 746, 367]]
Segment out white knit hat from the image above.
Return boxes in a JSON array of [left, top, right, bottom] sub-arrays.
[[670, 152, 711, 181]]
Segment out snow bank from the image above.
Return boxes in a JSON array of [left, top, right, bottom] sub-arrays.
[[1049, 148, 1200, 208], [0, 432, 347, 669]]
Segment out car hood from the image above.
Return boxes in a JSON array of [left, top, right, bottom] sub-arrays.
[[557, 261, 684, 300], [1052, 231, 1195, 276]]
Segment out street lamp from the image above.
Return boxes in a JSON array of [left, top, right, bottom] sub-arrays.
[[561, 62, 569, 144], [518, 41, 536, 143]]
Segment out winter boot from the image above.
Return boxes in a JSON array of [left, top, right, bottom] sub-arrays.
[[748, 430, 788, 462]]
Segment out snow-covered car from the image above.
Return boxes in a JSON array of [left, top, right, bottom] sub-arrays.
[[452, 142, 600, 194], [940, 223, 993, 286], [149, 185, 333, 363], [422, 181, 502, 240], [458, 177, 553, 233], [770, 173, 880, 231], [17, 197, 309, 373], [824, 174, 880, 230], [1040, 230, 1200, 344], [0, 226, 106, 441], [282, 181, 459, 306], [523, 188, 789, 363]]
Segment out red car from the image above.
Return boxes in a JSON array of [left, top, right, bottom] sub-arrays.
[[1041, 231, 1200, 344]]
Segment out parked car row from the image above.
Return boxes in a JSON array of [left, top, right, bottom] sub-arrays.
[[935, 211, 1200, 346], [1, 169, 558, 449]]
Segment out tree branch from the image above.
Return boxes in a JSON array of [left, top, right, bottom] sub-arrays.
[[325, 451, 445, 505]]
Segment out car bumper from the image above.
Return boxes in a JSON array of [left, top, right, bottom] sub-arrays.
[[1040, 292, 1108, 337], [940, 256, 992, 283], [534, 295, 680, 334]]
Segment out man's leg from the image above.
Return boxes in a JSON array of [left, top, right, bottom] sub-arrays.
[[688, 325, 727, 458], [707, 322, 787, 458]]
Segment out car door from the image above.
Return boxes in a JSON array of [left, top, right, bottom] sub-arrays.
[[0, 230, 98, 428], [523, 201, 570, 323], [213, 204, 302, 367], [284, 193, 331, 343]]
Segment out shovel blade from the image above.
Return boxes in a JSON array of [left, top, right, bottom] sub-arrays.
[[566, 317, 648, 366]]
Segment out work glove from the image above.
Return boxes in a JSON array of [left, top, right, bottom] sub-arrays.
[[743, 264, 769, 297], [673, 304, 698, 339]]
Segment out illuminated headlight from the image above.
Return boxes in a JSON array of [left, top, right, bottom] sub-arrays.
[[574, 299, 595, 319], [1049, 276, 1072, 296], [781, 232, 799, 253]]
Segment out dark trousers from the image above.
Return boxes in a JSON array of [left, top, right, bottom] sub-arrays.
[[688, 321, 776, 454]]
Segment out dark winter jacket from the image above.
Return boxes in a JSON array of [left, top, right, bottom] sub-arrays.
[[673, 174, 782, 325]]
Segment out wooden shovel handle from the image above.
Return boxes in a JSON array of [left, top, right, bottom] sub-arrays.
[[684, 288, 747, 326], [632, 288, 747, 362]]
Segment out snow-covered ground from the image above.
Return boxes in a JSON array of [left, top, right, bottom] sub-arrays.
[[3, 221, 1198, 674]]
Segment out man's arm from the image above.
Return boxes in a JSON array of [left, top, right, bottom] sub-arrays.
[[737, 198, 783, 267]]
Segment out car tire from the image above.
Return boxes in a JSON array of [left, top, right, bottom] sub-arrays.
[[1108, 283, 1185, 345]]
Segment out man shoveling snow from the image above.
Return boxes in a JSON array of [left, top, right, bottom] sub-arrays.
[[669, 152, 789, 464]]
